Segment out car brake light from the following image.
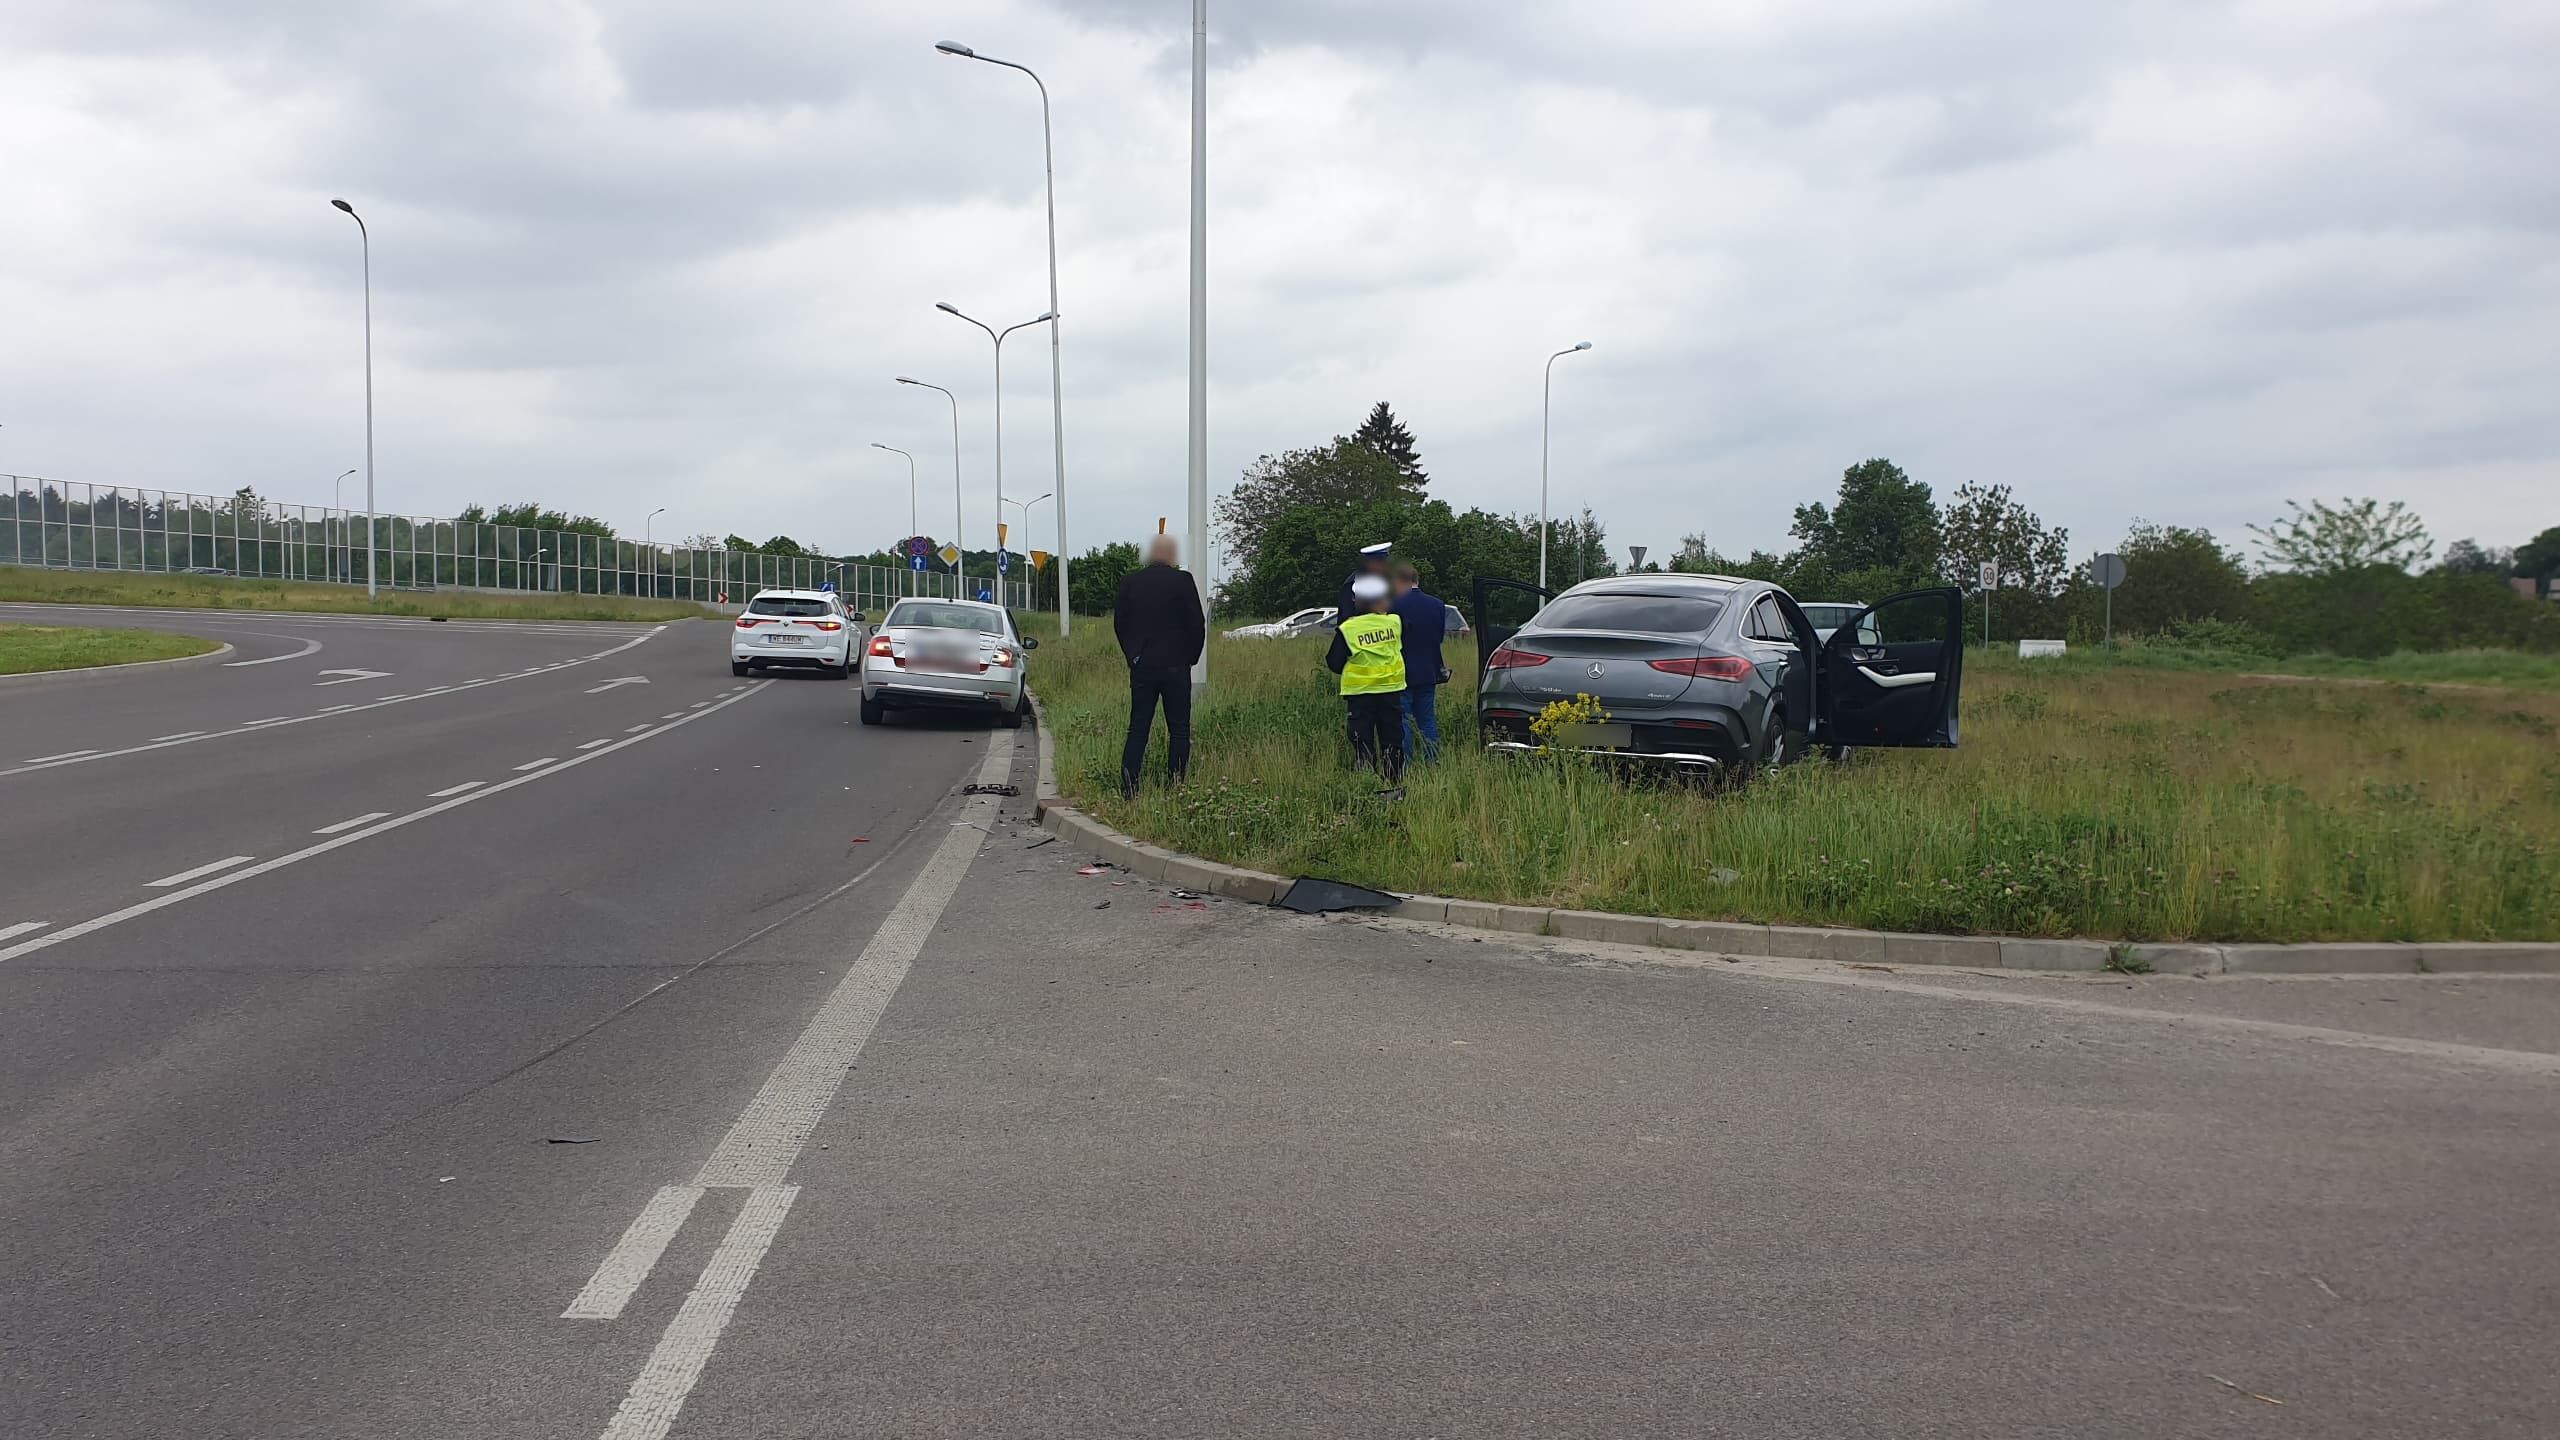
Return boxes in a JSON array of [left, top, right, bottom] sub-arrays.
[[1650, 654, 1754, 680], [814, 620, 843, 631], [1485, 645, 1549, 669], [867, 635, 894, 657], [734, 617, 766, 629], [989, 647, 1014, 667]]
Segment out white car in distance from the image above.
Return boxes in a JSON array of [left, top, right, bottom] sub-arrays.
[[1223, 605, 1338, 640], [859, 598, 1035, 729], [732, 589, 858, 678]]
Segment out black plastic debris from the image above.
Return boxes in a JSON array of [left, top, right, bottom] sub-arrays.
[[547, 1136, 599, 1145], [963, 782, 1020, 796], [1274, 877, 1401, 914], [1024, 834, 1058, 849]]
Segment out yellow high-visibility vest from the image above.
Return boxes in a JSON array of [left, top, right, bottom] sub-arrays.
[[1338, 612, 1407, 695]]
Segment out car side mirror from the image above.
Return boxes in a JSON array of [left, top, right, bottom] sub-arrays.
[[850, 612, 868, 623], [1021, 636, 1040, 650]]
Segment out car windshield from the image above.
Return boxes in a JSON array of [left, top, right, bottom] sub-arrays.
[[748, 596, 832, 617], [1532, 592, 1728, 636], [887, 602, 1001, 633]]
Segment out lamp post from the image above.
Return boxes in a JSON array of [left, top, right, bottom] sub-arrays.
[[934, 39, 1072, 636], [1186, 0, 1209, 694], [1539, 340, 1592, 592], [871, 443, 918, 594], [644, 507, 666, 598], [895, 377, 966, 594], [527, 545, 548, 592], [328, 198, 378, 600], [1004, 490, 1054, 609], [935, 303, 1053, 608]]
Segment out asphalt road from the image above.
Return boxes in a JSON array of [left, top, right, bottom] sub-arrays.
[[4, 604, 2556, 1438]]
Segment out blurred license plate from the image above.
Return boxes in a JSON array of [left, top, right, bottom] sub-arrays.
[[769, 634, 807, 645], [920, 647, 973, 669], [1556, 722, 1630, 748]]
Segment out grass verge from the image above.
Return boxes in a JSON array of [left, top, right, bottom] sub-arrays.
[[0, 622, 220, 676], [0, 564, 721, 623], [1033, 623, 2560, 943]]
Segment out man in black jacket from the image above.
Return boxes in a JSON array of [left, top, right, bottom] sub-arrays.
[[1114, 535, 1207, 797]]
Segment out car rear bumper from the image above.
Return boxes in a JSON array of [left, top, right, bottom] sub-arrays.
[[862, 670, 1021, 709], [735, 644, 850, 667], [1481, 739, 1724, 775]]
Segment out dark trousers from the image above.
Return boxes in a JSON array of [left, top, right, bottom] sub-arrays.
[[1345, 691, 1407, 785], [1122, 663, 1193, 793]]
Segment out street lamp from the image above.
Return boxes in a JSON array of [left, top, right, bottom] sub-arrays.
[[895, 376, 966, 593], [935, 302, 1054, 608], [527, 545, 549, 591], [1539, 340, 1592, 591], [329, 198, 378, 599], [871, 443, 918, 595], [1003, 490, 1054, 609], [332, 468, 356, 582], [644, 507, 666, 598], [935, 38, 1073, 637]]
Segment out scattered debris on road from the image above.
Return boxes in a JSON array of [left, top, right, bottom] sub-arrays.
[[546, 1136, 599, 1145], [1025, 834, 1057, 849], [1275, 877, 1400, 914], [1077, 863, 1112, 876], [2206, 1375, 2285, 1406], [962, 782, 1020, 796]]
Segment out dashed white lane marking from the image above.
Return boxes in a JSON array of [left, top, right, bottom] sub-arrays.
[[0, 683, 772, 967], [624, 724, 652, 734], [595, 1186, 800, 1440], [222, 635, 325, 666], [660, 713, 683, 721], [377, 693, 410, 702], [148, 855, 255, 888], [575, 735, 1013, 1437], [688, 701, 710, 709], [243, 716, 291, 726], [563, 1186, 706, 1321], [0, 922, 48, 942], [313, 812, 392, 835], [577, 739, 614, 751], [150, 731, 207, 742], [428, 781, 484, 798], [514, 757, 558, 771], [0, 627, 668, 781]]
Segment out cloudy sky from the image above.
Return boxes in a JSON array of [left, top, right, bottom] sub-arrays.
[[4, 0, 2554, 574]]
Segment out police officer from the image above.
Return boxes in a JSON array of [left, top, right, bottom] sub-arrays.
[[1326, 574, 1408, 795]]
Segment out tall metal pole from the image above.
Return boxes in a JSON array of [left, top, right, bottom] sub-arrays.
[[646, 506, 665, 599], [934, 40, 1074, 636], [334, 468, 354, 582], [936, 307, 1051, 607], [898, 378, 966, 593], [331, 199, 377, 599], [1538, 341, 1591, 592], [1187, 0, 1210, 695], [873, 443, 917, 595]]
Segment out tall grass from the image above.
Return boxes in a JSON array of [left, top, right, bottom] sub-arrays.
[[1034, 625, 2560, 943], [0, 564, 720, 623]]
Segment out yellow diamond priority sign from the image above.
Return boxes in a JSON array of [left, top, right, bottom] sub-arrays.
[[937, 544, 961, 568]]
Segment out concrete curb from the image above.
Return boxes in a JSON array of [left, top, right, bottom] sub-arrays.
[[0, 639, 235, 691], [1025, 713, 2560, 977]]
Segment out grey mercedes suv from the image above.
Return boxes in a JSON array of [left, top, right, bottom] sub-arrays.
[[1473, 574, 1964, 776]]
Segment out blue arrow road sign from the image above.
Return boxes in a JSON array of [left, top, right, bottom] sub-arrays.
[[909, 553, 927, 572], [997, 549, 1012, 574], [976, 588, 993, 603]]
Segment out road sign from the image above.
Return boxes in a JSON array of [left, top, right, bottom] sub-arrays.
[[819, 579, 836, 592], [1030, 549, 1049, 571], [1978, 560, 1998, 589], [997, 550, 1012, 574], [1629, 545, 1648, 570], [976, 587, 993, 603], [908, 536, 929, 558], [909, 553, 927, 572], [2089, 553, 2127, 589], [937, 544, 960, 568], [998, 522, 1009, 546]]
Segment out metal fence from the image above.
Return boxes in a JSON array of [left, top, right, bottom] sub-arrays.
[[3, 476, 1034, 616]]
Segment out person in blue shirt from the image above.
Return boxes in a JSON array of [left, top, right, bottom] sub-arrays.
[[1387, 562, 1449, 761]]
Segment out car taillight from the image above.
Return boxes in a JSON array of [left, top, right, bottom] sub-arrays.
[[989, 647, 1014, 667], [814, 620, 843, 631], [1649, 654, 1754, 681], [1485, 645, 1549, 669], [867, 635, 894, 657], [734, 617, 766, 629]]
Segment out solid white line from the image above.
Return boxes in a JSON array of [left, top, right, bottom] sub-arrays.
[[150, 731, 207, 742], [0, 626, 669, 781], [223, 635, 325, 666], [577, 738, 614, 751], [563, 1185, 707, 1321], [596, 1187, 799, 1440], [428, 781, 484, 797], [0, 682, 771, 966], [313, 812, 392, 835], [148, 855, 255, 888], [377, 693, 410, 701], [694, 734, 1013, 1188], [514, 757, 558, 771], [0, 922, 47, 942], [243, 716, 291, 726]]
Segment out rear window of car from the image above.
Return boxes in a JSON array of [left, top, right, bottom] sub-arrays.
[[886, 602, 1001, 632], [1533, 592, 1728, 635], [748, 596, 832, 617]]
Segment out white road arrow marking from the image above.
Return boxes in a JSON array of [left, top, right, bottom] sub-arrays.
[[313, 668, 394, 687], [585, 676, 650, 694]]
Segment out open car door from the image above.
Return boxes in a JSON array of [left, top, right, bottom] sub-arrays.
[[1471, 576, 1553, 680], [1813, 587, 1964, 748]]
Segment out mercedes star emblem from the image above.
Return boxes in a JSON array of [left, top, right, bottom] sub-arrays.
[[1587, 661, 1607, 679]]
